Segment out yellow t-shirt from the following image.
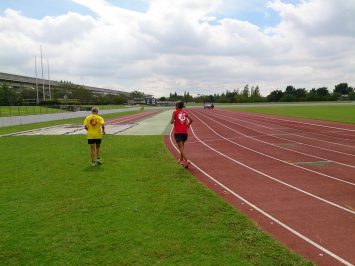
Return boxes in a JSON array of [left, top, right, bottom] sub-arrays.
[[84, 114, 105, 139]]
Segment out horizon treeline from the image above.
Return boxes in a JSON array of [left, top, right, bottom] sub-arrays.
[[160, 83, 355, 103], [1, 81, 354, 106]]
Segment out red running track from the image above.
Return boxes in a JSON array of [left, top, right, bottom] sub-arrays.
[[165, 108, 355, 266], [105, 110, 162, 125]]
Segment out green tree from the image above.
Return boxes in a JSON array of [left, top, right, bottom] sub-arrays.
[[316, 87, 329, 97], [285, 85, 296, 95], [70, 86, 95, 103], [240, 84, 250, 102], [18, 88, 37, 104], [280, 93, 297, 102], [183, 91, 194, 102], [130, 90, 145, 102], [334, 83, 350, 95], [0, 84, 18, 105], [266, 90, 284, 102], [250, 86, 264, 102], [295, 88, 307, 101]]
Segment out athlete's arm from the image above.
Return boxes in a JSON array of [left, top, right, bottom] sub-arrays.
[[187, 113, 193, 126], [170, 111, 175, 124]]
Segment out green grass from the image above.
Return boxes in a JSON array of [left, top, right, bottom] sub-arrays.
[[81, 105, 132, 110], [0, 105, 132, 117], [0, 106, 68, 117], [0, 110, 144, 135], [0, 135, 312, 265], [226, 105, 355, 124]]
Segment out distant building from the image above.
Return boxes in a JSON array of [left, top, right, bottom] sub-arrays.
[[0, 72, 129, 96]]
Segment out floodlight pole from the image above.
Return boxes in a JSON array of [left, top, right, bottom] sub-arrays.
[[35, 56, 39, 104], [40, 45, 45, 100], [47, 59, 51, 100]]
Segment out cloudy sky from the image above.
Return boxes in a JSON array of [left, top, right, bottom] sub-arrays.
[[0, 0, 354, 96]]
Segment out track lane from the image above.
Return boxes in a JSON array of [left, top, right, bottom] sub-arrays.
[[190, 110, 355, 210], [199, 110, 355, 170], [165, 124, 354, 265], [195, 111, 355, 185], [165, 108, 355, 265], [215, 109, 355, 158], [217, 109, 355, 147], [106, 110, 161, 125]]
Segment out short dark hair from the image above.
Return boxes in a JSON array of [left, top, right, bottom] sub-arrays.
[[91, 107, 99, 113], [175, 101, 184, 109]]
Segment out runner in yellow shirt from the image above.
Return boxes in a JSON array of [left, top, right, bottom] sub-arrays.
[[84, 107, 105, 166]]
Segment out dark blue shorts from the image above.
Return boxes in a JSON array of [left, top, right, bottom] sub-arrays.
[[174, 133, 188, 142], [88, 139, 102, 145]]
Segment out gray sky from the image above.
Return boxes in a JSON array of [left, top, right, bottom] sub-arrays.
[[0, 0, 354, 96]]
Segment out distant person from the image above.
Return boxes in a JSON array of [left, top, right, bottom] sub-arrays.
[[170, 101, 193, 168], [211, 103, 214, 109], [84, 107, 105, 167]]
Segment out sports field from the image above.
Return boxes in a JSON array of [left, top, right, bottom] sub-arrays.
[[165, 103, 354, 265], [0, 109, 311, 265]]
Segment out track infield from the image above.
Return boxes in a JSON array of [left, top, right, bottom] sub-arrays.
[[165, 108, 355, 266]]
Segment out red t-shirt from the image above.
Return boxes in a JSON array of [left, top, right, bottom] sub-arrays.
[[173, 109, 189, 134]]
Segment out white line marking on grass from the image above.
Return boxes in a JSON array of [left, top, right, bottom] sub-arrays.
[[168, 128, 353, 266]]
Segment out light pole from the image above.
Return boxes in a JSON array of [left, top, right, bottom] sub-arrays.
[[35, 56, 39, 104], [47, 59, 51, 100], [40, 45, 45, 100]]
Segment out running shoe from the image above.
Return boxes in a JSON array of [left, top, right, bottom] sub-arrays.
[[178, 158, 184, 165], [91, 161, 96, 167], [184, 160, 191, 168], [97, 158, 102, 165]]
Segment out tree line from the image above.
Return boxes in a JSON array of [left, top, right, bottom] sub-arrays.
[[159, 83, 355, 103], [1, 80, 354, 106]]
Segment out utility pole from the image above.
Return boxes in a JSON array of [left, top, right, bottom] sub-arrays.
[[40, 45, 45, 100]]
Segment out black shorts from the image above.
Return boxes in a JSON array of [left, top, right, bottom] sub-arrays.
[[88, 139, 102, 145], [174, 133, 188, 142]]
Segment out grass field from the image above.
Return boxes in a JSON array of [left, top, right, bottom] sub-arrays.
[[0, 106, 67, 117], [226, 105, 355, 124], [0, 134, 312, 265], [0, 105, 131, 117]]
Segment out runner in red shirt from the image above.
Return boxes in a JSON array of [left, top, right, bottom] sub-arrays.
[[170, 101, 193, 168]]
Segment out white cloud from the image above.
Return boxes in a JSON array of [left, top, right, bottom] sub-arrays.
[[0, 0, 354, 97]]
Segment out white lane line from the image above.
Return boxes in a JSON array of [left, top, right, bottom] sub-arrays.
[[222, 110, 355, 148], [168, 128, 353, 266], [239, 112, 355, 132], [190, 113, 355, 213], [191, 111, 355, 187], [212, 111, 355, 157], [198, 111, 355, 169], [107, 111, 159, 125]]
